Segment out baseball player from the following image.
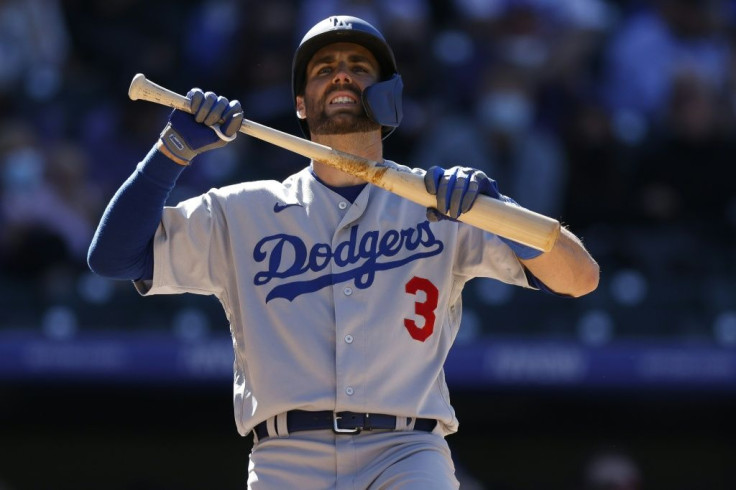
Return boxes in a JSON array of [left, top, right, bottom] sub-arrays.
[[88, 15, 599, 489]]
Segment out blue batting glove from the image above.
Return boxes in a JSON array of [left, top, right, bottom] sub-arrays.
[[159, 88, 244, 164], [423, 165, 543, 260], [423, 166, 500, 219]]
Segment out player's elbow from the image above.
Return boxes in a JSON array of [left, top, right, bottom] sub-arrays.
[[87, 243, 119, 279], [543, 259, 600, 298], [568, 260, 600, 298], [87, 241, 144, 281]]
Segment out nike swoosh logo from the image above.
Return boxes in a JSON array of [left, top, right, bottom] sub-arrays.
[[274, 202, 304, 213]]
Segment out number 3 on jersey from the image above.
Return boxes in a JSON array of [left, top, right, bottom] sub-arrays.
[[404, 276, 439, 342]]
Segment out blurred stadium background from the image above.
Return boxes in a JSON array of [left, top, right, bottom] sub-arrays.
[[1, 0, 736, 488]]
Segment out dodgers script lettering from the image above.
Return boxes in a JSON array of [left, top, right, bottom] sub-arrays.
[[253, 221, 444, 302]]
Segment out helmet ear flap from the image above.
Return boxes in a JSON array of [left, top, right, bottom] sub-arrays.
[[361, 74, 403, 138]]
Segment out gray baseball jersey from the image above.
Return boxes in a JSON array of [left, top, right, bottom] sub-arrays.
[[135, 160, 532, 437]]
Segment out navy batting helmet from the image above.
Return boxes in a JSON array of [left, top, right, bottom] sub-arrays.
[[292, 15, 403, 139]]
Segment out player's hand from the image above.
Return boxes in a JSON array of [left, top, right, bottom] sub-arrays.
[[423, 165, 543, 259], [159, 88, 244, 164], [424, 166, 500, 220]]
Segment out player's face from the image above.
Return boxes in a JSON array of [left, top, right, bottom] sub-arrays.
[[297, 42, 382, 136]]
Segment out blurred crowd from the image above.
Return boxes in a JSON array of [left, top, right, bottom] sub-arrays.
[[1, 0, 736, 347]]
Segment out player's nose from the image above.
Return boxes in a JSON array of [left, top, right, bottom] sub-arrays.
[[332, 63, 352, 84]]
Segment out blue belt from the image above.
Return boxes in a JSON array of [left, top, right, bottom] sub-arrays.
[[253, 410, 437, 439]]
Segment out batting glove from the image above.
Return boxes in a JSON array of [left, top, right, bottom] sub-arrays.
[[424, 165, 543, 260], [159, 88, 244, 164]]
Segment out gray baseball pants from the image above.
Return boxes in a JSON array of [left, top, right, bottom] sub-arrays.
[[247, 427, 459, 489]]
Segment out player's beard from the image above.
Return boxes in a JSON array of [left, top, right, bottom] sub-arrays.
[[305, 84, 380, 136]]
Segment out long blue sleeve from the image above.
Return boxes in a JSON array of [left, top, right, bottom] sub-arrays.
[[87, 146, 187, 281]]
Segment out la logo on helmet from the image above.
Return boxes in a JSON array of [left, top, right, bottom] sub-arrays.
[[330, 17, 352, 29]]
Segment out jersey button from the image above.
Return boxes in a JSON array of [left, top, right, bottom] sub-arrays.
[[343, 287, 353, 296], [344, 335, 354, 344], [338, 201, 348, 210], [345, 386, 354, 396]]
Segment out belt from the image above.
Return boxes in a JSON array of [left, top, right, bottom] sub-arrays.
[[253, 410, 437, 440]]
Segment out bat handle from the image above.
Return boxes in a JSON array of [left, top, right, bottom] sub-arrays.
[[128, 73, 233, 141], [129, 73, 191, 111]]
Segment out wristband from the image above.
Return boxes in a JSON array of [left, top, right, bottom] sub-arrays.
[[160, 123, 198, 163]]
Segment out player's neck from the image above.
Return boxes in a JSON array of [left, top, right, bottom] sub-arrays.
[[310, 131, 383, 187]]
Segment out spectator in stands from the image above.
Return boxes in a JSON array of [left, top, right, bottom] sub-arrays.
[[559, 97, 636, 230], [0, 0, 69, 101], [0, 120, 99, 283], [411, 62, 568, 218], [600, 0, 732, 141], [630, 68, 736, 236]]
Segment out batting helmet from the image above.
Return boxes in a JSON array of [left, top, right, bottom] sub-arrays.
[[292, 15, 403, 139]]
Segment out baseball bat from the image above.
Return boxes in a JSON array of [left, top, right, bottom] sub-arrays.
[[128, 73, 561, 252]]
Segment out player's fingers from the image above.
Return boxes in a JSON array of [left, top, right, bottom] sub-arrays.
[[448, 167, 472, 218], [221, 100, 244, 137], [194, 91, 218, 123], [460, 170, 485, 214], [221, 100, 242, 122], [477, 170, 502, 200], [202, 94, 229, 126], [188, 88, 205, 113], [425, 208, 443, 222], [435, 168, 458, 214], [424, 166, 443, 196], [435, 174, 448, 213]]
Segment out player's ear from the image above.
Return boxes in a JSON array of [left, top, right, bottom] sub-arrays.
[[296, 96, 307, 119]]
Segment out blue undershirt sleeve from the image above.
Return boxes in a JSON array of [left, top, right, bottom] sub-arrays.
[[87, 146, 186, 281], [524, 267, 572, 297]]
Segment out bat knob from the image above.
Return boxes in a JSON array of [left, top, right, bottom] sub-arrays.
[[128, 73, 147, 101]]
